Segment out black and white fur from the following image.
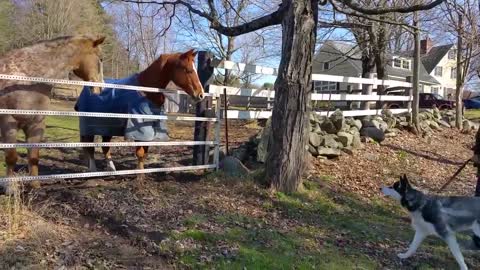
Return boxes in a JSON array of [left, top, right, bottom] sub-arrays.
[[381, 175, 480, 270]]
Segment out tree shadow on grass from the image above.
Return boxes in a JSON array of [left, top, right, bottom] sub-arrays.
[[383, 144, 465, 166]]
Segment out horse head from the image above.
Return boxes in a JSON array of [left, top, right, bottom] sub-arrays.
[[72, 35, 105, 95], [170, 49, 205, 102]]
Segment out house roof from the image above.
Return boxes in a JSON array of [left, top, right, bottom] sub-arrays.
[[421, 44, 454, 73], [400, 44, 454, 74], [314, 41, 440, 85]]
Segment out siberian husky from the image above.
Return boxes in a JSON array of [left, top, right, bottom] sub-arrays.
[[381, 175, 480, 270]]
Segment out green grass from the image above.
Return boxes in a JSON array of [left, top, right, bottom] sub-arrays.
[[465, 109, 480, 120], [0, 116, 79, 176], [169, 178, 475, 269]]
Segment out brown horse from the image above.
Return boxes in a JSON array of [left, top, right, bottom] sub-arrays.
[[76, 49, 204, 185], [0, 35, 106, 194]]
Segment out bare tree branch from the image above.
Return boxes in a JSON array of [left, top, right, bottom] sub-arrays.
[[337, 0, 446, 15]]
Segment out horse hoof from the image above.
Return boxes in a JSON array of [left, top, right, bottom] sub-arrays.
[[106, 160, 116, 171]]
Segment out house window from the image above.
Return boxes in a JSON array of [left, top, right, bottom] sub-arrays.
[[451, 67, 457, 79], [432, 87, 439, 94], [448, 49, 456, 60], [392, 57, 411, 70], [435, 66, 443, 76], [393, 58, 402, 68], [323, 62, 330, 70], [314, 81, 337, 92]]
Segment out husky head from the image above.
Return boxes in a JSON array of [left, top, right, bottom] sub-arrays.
[[381, 174, 423, 211], [381, 175, 410, 201]]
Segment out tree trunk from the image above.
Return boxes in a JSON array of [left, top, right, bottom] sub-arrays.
[[412, 12, 420, 131], [265, 0, 318, 193], [455, 15, 463, 129]]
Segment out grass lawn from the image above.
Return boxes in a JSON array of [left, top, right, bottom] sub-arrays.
[[465, 109, 480, 120], [0, 116, 79, 176]]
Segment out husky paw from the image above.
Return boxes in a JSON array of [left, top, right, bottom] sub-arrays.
[[397, 253, 411, 259]]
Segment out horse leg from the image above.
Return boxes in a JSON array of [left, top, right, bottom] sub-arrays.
[[135, 145, 149, 186], [101, 136, 116, 171], [81, 135, 97, 172], [1, 118, 18, 194], [24, 121, 45, 189]]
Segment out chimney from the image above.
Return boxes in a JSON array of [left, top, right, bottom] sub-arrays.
[[420, 37, 433, 54]]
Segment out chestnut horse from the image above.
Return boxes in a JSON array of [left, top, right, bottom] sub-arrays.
[[0, 35, 105, 194], [75, 49, 204, 185]]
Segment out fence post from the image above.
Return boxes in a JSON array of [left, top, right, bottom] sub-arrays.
[[406, 76, 413, 117], [361, 73, 375, 110], [193, 51, 214, 165]]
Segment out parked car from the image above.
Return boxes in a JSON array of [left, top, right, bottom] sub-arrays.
[[463, 96, 480, 109], [385, 90, 455, 110]]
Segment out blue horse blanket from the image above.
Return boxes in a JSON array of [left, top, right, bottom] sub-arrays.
[[74, 74, 169, 141]]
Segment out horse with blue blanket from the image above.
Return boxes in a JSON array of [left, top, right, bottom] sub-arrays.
[[74, 49, 204, 185]]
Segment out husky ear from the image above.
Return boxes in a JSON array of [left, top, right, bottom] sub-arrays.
[[399, 174, 408, 190]]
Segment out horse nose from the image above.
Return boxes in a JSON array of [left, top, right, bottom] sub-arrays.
[[198, 93, 204, 100]]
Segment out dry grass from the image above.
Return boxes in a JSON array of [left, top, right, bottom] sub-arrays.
[[0, 181, 29, 237]]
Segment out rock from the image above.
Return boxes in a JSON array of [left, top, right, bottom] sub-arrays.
[[316, 115, 327, 124], [309, 133, 322, 147], [330, 109, 345, 131], [308, 144, 318, 156], [317, 147, 341, 158], [256, 118, 271, 163], [342, 147, 354, 155], [336, 132, 353, 147], [437, 120, 451, 128], [352, 133, 363, 149], [385, 132, 397, 137], [386, 128, 401, 134], [378, 121, 388, 132], [385, 117, 397, 130], [399, 121, 410, 127], [312, 123, 322, 134], [449, 121, 456, 128], [382, 108, 394, 118], [427, 120, 441, 131], [231, 147, 248, 161], [419, 121, 433, 134], [399, 116, 407, 122], [353, 119, 362, 130], [360, 127, 385, 143], [320, 119, 338, 134], [371, 119, 381, 129], [433, 107, 441, 120], [462, 120, 473, 133], [322, 134, 339, 149], [361, 116, 375, 128], [345, 117, 356, 128], [221, 156, 250, 177]]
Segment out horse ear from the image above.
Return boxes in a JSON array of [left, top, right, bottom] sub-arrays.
[[93, 36, 106, 47], [181, 49, 196, 59]]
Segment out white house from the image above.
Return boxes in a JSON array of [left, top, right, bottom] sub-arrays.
[[420, 38, 457, 98], [312, 39, 457, 99]]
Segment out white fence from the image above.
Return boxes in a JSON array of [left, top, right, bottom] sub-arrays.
[[210, 60, 412, 119], [0, 74, 221, 183]]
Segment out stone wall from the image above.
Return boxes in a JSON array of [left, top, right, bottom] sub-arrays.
[[235, 108, 477, 162]]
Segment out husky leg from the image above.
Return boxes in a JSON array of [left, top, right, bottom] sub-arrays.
[[398, 231, 427, 259], [444, 234, 468, 270], [471, 221, 480, 248]]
